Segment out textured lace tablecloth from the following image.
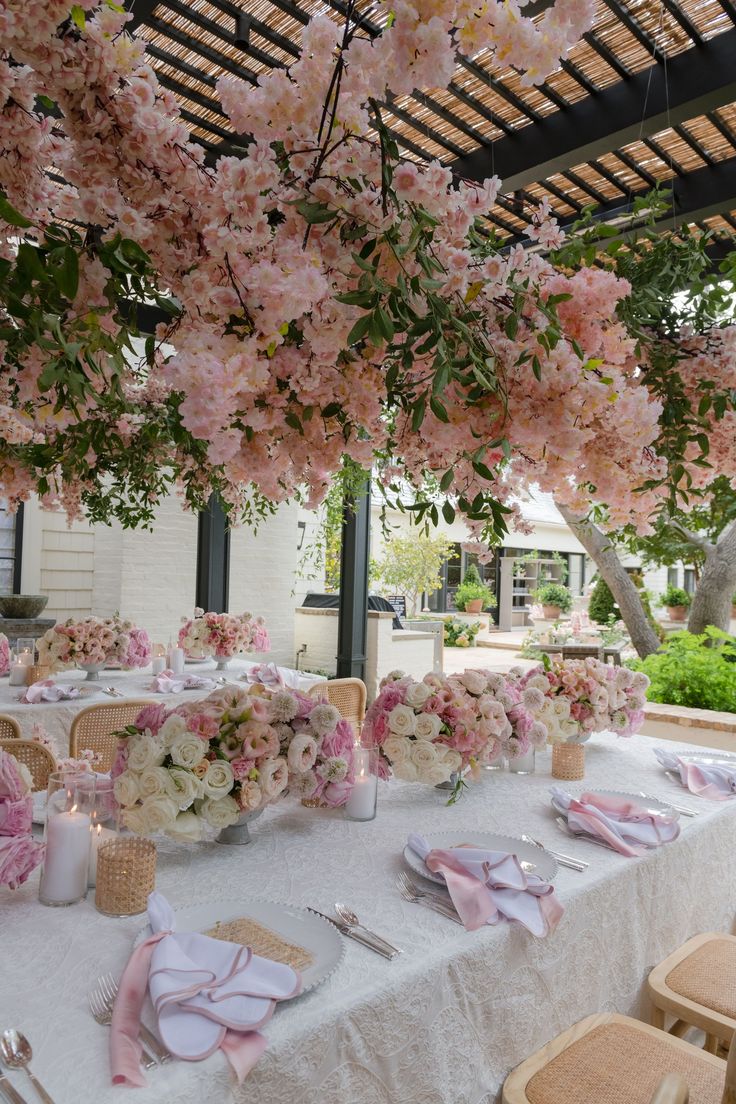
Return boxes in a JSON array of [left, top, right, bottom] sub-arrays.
[[2, 733, 735, 1104], [0, 660, 325, 753]]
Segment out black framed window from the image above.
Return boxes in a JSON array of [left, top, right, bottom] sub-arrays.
[[0, 502, 22, 594], [667, 567, 679, 588], [683, 568, 696, 595]]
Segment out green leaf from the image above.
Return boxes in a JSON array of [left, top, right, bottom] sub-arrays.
[[294, 199, 335, 224], [440, 469, 453, 492], [55, 246, 79, 299], [321, 402, 341, 419], [429, 396, 449, 423], [346, 314, 372, 346], [70, 5, 86, 29], [411, 394, 426, 432], [0, 191, 32, 229], [442, 500, 455, 524]]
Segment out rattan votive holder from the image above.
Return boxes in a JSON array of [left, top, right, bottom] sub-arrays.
[[551, 742, 585, 781], [26, 663, 50, 685], [95, 837, 156, 917]]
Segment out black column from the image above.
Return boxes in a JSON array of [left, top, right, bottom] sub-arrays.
[[336, 476, 371, 680], [196, 495, 230, 612]]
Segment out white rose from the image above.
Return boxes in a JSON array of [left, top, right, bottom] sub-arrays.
[[201, 795, 241, 829], [138, 766, 172, 799], [382, 736, 411, 764], [138, 794, 179, 834], [122, 806, 147, 834], [201, 759, 235, 798], [393, 760, 418, 782], [527, 674, 550, 693], [239, 779, 264, 810], [459, 670, 486, 696], [167, 811, 202, 842], [258, 757, 288, 799], [388, 704, 416, 737], [169, 731, 207, 770], [405, 681, 432, 707], [167, 768, 202, 810], [127, 732, 165, 772], [113, 771, 140, 807], [425, 763, 452, 785], [438, 748, 462, 772], [411, 742, 438, 770], [158, 714, 189, 748], [414, 712, 442, 741], [552, 698, 570, 719]]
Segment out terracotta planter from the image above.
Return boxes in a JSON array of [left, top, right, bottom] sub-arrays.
[[731, 604, 736, 620], [667, 605, 687, 622], [464, 598, 484, 614], [542, 604, 562, 619]]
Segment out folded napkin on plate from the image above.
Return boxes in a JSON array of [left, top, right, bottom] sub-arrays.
[[150, 669, 218, 694], [407, 833, 563, 936], [111, 892, 302, 1087], [243, 663, 301, 690], [655, 747, 736, 800], [551, 787, 680, 857], [20, 680, 81, 704]]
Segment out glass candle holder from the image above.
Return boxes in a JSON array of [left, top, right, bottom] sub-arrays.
[[95, 838, 156, 917], [81, 775, 118, 888], [16, 639, 36, 665], [39, 771, 92, 907], [344, 747, 378, 822]]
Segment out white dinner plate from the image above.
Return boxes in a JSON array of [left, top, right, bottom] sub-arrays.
[[550, 788, 680, 821], [671, 751, 736, 769], [403, 831, 558, 885], [134, 899, 344, 995]]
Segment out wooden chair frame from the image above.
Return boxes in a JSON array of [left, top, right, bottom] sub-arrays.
[[649, 933, 736, 1052], [0, 714, 22, 741], [308, 678, 367, 735], [69, 700, 155, 771], [502, 1013, 728, 1104], [650, 1073, 690, 1104]]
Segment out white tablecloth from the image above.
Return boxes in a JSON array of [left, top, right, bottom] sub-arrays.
[[2, 734, 735, 1104], [0, 660, 326, 754]]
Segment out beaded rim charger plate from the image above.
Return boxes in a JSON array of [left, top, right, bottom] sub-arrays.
[[134, 899, 344, 995], [403, 832, 558, 886]]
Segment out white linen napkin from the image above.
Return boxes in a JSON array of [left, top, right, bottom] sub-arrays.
[[655, 747, 736, 799], [20, 680, 81, 703], [551, 786, 680, 856], [149, 669, 218, 694], [243, 662, 303, 690]]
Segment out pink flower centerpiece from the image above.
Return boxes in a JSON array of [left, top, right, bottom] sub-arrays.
[[0, 633, 9, 676], [450, 668, 550, 764], [517, 658, 649, 743], [178, 609, 270, 664], [112, 685, 355, 841], [0, 748, 44, 889], [362, 670, 495, 801], [37, 616, 150, 673]]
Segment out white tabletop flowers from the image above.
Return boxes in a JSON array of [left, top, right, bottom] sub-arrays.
[[37, 616, 152, 679], [178, 609, 271, 669]]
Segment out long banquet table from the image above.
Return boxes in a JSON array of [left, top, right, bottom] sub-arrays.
[[2, 733, 735, 1104], [0, 660, 325, 754]]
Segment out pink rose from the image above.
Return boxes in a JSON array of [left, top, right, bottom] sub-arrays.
[[320, 719, 354, 758], [187, 713, 220, 741], [0, 751, 28, 802], [252, 626, 270, 652], [321, 780, 353, 807], [0, 834, 44, 889], [0, 796, 32, 836], [134, 703, 167, 735]]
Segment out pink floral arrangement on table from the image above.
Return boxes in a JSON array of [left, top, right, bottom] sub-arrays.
[[0, 633, 9, 676], [178, 608, 270, 660], [0, 749, 44, 889], [451, 669, 550, 764], [111, 685, 355, 841], [37, 616, 148, 672], [517, 658, 649, 743], [362, 671, 493, 801]]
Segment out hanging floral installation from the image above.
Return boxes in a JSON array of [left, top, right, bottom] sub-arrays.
[[0, 1, 734, 540]]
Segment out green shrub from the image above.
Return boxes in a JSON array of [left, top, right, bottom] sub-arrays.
[[534, 581, 572, 613], [658, 585, 692, 609], [443, 617, 481, 647], [631, 627, 736, 712], [588, 578, 618, 624], [454, 566, 495, 611]]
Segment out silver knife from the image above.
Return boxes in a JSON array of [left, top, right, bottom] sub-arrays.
[[0, 1072, 27, 1104], [308, 910, 398, 959]]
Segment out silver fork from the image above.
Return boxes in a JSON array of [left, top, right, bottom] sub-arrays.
[[88, 987, 157, 1069], [555, 815, 622, 854], [396, 872, 463, 925], [97, 975, 171, 1063], [102, 686, 124, 698]]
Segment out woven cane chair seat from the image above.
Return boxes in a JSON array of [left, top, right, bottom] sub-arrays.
[[503, 1015, 728, 1104], [649, 934, 736, 1048], [308, 678, 366, 737], [69, 701, 155, 772], [0, 739, 56, 791], [0, 714, 21, 741]]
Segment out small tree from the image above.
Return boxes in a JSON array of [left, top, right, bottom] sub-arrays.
[[372, 534, 452, 615], [588, 578, 618, 624]]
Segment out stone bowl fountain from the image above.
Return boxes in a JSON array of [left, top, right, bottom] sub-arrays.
[[0, 595, 55, 646]]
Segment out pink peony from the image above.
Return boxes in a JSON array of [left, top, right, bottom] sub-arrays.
[[134, 703, 168, 735], [0, 635, 9, 676], [0, 797, 32, 837], [0, 835, 44, 889], [320, 779, 353, 807]]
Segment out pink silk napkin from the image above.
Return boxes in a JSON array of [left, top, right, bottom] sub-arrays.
[[20, 680, 81, 703], [111, 892, 302, 1088], [551, 787, 680, 856], [655, 747, 736, 800], [407, 834, 563, 936], [244, 663, 303, 690], [149, 670, 218, 694]]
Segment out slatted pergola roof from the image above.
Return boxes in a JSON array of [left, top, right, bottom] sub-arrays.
[[128, 0, 736, 251]]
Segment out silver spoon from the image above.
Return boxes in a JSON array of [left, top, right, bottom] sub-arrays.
[[0, 1029, 55, 1103], [334, 903, 402, 956]]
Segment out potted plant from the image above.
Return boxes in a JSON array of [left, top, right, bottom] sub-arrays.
[[534, 582, 573, 620], [454, 564, 495, 614], [657, 585, 692, 622]]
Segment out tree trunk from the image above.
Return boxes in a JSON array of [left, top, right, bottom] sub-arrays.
[[555, 503, 661, 658], [688, 520, 736, 634]]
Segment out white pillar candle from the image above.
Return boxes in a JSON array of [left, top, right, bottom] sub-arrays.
[[39, 805, 91, 905], [151, 656, 166, 675], [9, 663, 27, 686], [17, 648, 33, 666], [88, 823, 116, 887], [169, 647, 185, 675], [344, 748, 378, 822]]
